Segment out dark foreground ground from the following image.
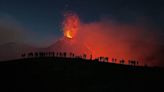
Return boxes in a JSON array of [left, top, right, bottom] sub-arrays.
[[0, 57, 164, 92]]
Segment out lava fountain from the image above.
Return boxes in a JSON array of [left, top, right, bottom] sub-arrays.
[[62, 12, 80, 39]]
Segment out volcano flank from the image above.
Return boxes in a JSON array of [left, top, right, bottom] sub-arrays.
[[46, 37, 92, 58]]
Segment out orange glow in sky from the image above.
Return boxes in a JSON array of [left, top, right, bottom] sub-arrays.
[[63, 12, 80, 39]]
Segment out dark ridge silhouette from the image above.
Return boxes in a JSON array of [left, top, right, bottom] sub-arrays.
[[0, 57, 163, 92]]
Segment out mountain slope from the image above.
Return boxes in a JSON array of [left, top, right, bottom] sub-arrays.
[[46, 38, 92, 57]]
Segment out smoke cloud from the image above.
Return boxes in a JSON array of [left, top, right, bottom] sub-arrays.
[[76, 18, 164, 66]]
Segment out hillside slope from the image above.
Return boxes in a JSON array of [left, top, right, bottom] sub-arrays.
[[0, 57, 163, 92]]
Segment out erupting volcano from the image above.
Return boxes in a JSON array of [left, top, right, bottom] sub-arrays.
[[46, 12, 91, 58], [63, 12, 80, 39]]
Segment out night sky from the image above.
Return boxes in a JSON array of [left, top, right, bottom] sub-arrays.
[[0, 0, 163, 46], [0, 0, 164, 66]]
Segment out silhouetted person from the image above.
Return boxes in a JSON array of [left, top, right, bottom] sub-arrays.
[[90, 54, 92, 60], [99, 56, 103, 62], [21, 53, 26, 58], [46, 52, 49, 57], [52, 52, 55, 57], [40, 52, 42, 57], [120, 60, 125, 64], [72, 53, 75, 58], [112, 58, 114, 63], [35, 52, 38, 57], [136, 61, 139, 65], [48, 52, 51, 57], [104, 57, 108, 62], [133, 60, 136, 66], [115, 58, 117, 63], [83, 54, 87, 59], [63, 52, 67, 58], [56, 52, 59, 57], [112, 58, 117, 63], [39, 52, 42, 57], [59, 52, 62, 57], [131, 60, 136, 66], [28, 52, 33, 57], [43, 52, 45, 57], [129, 60, 136, 66], [103, 57, 108, 62]]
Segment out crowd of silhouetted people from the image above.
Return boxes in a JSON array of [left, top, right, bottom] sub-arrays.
[[21, 52, 141, 66], [21, 52, 87, 59]]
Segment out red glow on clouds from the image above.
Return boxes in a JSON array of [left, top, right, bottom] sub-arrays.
[[63, 12, 80, 39], [61, 12, 162, 66], [76, 20, 159, 66]]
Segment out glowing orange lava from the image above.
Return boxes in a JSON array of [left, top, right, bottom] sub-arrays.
[[63, 12, 80, 39], [66, 31, 73, 39]]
